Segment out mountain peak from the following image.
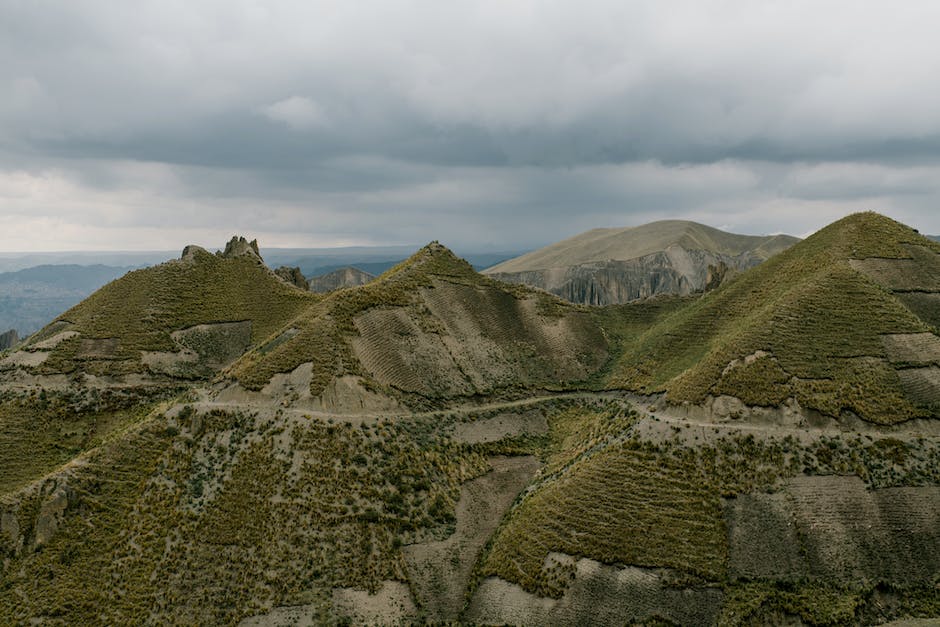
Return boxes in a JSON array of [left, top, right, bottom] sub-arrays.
[[381, 241, 476, 280], [219, 236, 262, 261]]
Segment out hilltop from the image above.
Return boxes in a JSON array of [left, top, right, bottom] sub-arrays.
[[605, 212, 940, 424], [485, 220, 798, 305], [226, 242, 607, 409], [4, 237, 313, 381]]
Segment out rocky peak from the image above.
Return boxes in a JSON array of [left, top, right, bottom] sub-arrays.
[[274, 266, 309, 291], [179, 244, 210, 263], [220, 236, 262, 261]]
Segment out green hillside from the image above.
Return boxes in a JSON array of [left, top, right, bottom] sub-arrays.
[[20, 246, 313, 378], [1, 218, 938, 625], [230, 242, 608, 406], [606, 212, 940, 423]]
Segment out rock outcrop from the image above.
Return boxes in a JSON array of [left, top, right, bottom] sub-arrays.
[[308, 266, 376, 293], [0, 329, 18, 350], [484, 221, 798, 305], [274, 266, 309, 290], [219, 236, 261, 260], [179, 244, 210, 262]]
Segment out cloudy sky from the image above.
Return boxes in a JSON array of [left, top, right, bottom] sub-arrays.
[[3, 0, 940, 251]]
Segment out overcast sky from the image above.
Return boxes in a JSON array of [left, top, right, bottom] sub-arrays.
[[3, 1, 940, 251]]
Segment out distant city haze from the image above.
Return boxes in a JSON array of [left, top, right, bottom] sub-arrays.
[[3, 1, 940, 250]]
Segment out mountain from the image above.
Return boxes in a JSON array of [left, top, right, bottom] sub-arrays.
[[10, 237, 313, 381], [227, 242, 608, 407], [0, 220, 937, 626], [606, 212, 940, 424], [307, 266, 376, 292], [274, 265, 309, 290], [484, 220, 799, 305]]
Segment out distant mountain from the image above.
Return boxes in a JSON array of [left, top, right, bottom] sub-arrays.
[[484, 220, 799, 305], [927, 234, 940, 242], [0, 329, 17, 350], [0, 264, 137, 336], [308, 266, 376, 293], [2, 219, 938, 626]]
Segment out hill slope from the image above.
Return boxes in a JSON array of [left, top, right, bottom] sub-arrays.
[[4, 239, 313, 380], [227, 242, 608, 408], [484, 220, 799, 305], [606, 212, 940, 424], [0, 221, 938, 626]]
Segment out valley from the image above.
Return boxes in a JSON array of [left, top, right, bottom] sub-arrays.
[[1, 213, 938, 625]]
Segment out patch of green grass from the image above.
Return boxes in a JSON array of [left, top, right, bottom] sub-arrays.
[[0, 403, 492, 624], [28, 250, 313, 377]]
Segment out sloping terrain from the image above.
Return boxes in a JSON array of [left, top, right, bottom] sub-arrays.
[[0, 264, 136, 337], [0, 329, 17, 350], [606, 212, 940, 424], [0, 217, 938, 626], [228, 242, 608, 408], [484, 220, 798, 305], [3, 240, 313, 381]]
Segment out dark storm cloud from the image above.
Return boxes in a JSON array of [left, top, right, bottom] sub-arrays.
[[3, 1, 940, 250]]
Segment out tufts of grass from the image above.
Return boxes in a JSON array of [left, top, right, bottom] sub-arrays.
[[606, 212, 940, 423], [27, 250, 313, 377]]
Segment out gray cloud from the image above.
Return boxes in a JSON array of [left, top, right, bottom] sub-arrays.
[[2, 0, 940, 251]]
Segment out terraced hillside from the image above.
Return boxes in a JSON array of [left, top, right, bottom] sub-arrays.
[[228, 242, 608, 408], [0, 217, 938, 626], [485, 220, 799, 305], [607, 212, 940, 424]]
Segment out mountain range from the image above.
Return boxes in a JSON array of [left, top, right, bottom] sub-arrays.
[[0, 213, 938, 625]]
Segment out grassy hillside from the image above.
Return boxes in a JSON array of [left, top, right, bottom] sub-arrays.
[[605, 212, 940, 423], [19, 247, 313, 378], [230, 242, 608, 405], [485, 220, 799, 273]]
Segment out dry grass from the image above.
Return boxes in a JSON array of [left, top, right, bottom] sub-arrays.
[[607, 212, 940, 423]]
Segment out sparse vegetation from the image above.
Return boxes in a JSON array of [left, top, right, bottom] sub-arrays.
[[606, 212, 940, 423], [2, 215, 939, 625], [27, 249, 312, 377]]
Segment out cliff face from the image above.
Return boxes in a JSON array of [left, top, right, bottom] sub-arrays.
[[274, 266, 309, 290], [308, 266, 376, 293], [0, 329, 18, 350], [484, 220, 798, 306], [487, 248, 762, 306]]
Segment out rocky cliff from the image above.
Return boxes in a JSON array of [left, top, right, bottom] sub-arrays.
[[274, 266, 309, 290], [485, 221, 798, 305], [0, 329, 18, 350], [308, 266, 376, 293]]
